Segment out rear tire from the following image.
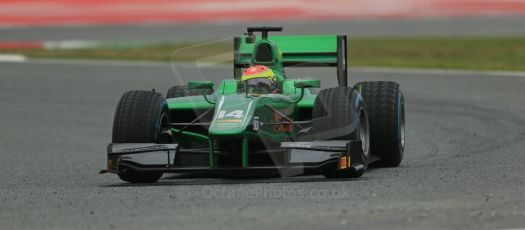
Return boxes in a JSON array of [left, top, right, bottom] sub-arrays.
[[112, 90, 169, 183], [355, 81, 405, 167], [166, 85, 213, 99], [312, 87, 370, 178]]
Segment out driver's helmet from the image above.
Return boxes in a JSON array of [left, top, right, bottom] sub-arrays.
[[241, 65, 278, 94]]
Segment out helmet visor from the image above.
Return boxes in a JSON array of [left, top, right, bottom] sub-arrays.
[[244, 78, 273, 94]]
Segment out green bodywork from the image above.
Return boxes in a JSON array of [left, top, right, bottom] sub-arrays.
[[166, 33, 344, 168]]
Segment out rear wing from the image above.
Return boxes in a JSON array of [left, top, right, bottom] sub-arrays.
[[234, 35, 348, 87]]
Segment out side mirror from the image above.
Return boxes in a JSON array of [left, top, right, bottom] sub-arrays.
[[188, 81, 214, 91], [245, 34, 256, 44], [294, 79, 320, 89], [292, 80, 321, 103]]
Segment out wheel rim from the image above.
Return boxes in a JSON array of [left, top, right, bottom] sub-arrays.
[[160, 113, 168, 128], [157, 112, 171, 144], [400, 99, 405, 150], [359, 108, 370, 158]]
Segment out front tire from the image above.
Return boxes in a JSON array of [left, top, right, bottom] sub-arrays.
[[355, 81, 405, 167], [312, 87, 370, 178], [112, 90, 169, 183]]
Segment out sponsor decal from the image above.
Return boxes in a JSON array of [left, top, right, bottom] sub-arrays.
[[217, 119, 241, 123], [216, 110, 243, 125], [253, 116, 260, 131], [273, 112, 293, 132]]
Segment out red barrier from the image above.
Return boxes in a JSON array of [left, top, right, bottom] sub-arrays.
[[0, 0, 524, 27]]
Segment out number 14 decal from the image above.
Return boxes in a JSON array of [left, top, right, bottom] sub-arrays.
[[217, 110, 244, 119]]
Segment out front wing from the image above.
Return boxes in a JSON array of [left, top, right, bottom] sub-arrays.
[[101, 141, 366, 176]]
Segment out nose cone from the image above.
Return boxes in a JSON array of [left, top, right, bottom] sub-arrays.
[[209, 95, 255, 137]]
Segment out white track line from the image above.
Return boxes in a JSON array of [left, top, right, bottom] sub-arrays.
[[0, 54, 26, 62], [26, 58, 172, 68], [24, 58, 232, 69]]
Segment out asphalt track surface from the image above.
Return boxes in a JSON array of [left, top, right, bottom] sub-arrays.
[[2, 17, 525, 42], [1, 59, 525, 229]]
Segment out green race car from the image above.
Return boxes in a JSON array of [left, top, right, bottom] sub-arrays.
[[101, 27, 405, 183]]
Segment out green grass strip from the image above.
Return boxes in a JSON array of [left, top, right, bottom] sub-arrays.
[[1, 37, 524, 71]]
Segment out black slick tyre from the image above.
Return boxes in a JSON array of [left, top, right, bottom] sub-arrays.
[[355, 81, 405, 167], [112, 90, 169, 183], [312, 87, 370, 178]]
